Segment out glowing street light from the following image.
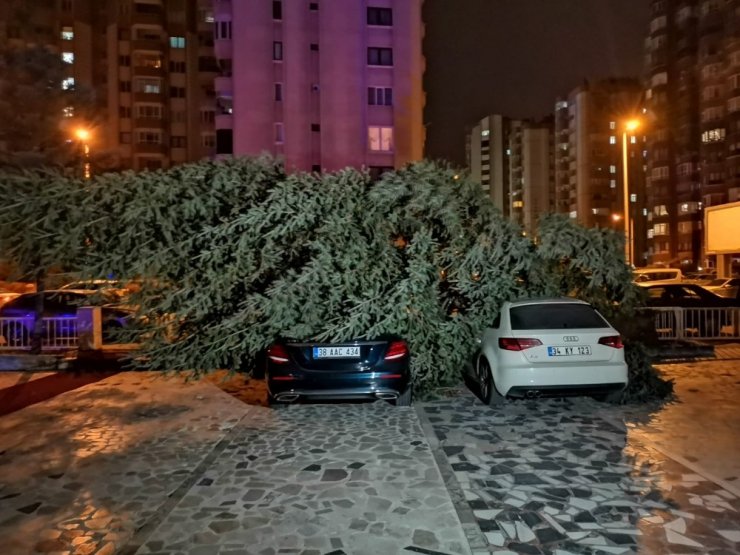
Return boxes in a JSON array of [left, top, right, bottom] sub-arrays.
[[622, 119, 640, 265], [74, 127, 91, 179]]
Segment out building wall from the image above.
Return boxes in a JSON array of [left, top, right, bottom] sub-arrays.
[[222, 0, 424, 173], [645, 0, 740, 270]]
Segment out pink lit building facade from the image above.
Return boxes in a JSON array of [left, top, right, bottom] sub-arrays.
[[213, 0, 425, 173]]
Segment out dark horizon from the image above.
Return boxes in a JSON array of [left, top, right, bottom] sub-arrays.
[[422, 0, 652, 166]]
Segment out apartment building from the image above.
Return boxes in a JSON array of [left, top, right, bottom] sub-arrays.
[[212, 0, 425, 173], [0, 0, 217, 172], [644, 0, 740, 269], [554, 79, 648, 265], [467, 115, 554, 233]]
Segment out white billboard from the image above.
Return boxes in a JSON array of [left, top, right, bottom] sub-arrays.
[[705, 201, 740, 254]]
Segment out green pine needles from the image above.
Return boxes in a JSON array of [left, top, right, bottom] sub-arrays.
[[0, 157, 672, 402]]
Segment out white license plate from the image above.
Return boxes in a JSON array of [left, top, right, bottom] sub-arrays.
[[547, 345, 591, 357], [312, 346, 361, 359]]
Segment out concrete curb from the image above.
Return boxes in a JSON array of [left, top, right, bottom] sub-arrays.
[[0, 353, 69, 372]]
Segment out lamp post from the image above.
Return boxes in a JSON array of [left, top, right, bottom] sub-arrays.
[[622, 119, 640, 265], [75, 128, 91, 179]]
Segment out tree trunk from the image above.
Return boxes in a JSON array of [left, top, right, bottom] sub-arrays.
[[30, 269, 45, 354]]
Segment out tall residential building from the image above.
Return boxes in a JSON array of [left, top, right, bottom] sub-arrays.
[[644, 0, 740, 270], [213, 0, 425, 173], [467, 115, 554, 232], [554, 79, 648, 265], [0, 0, 217, 172]]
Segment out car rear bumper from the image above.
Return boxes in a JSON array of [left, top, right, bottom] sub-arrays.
[[496, 361, 628, 397], [266, 370, 410, 402], [506, 382, 626, 399]]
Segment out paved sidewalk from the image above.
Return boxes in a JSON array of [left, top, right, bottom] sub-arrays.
[[0, 372, 469, 555]]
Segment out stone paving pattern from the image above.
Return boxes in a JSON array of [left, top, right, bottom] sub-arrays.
[[1, 357, 739, 555], [419, 360, 740, 554], [0, 373, 251, 555], [137, 402, 469, 555]]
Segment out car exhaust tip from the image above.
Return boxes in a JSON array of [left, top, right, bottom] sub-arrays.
[[276, 394, 299, 403], [375, 392, 398, 400], [525, 390, 541, 399]]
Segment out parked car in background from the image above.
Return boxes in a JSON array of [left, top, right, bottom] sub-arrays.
[[264, 336, 412, 406], [638, 283, 738, 337], [684, 272, 717, 286], [638, 283, 738, 308], [0, 290, 132, 347], [704, 277, 740, 300], [633, 267, 684, 285], [60, 279, 130, 301], [0, 292, 19, 309], [464, 298, 627, 404]]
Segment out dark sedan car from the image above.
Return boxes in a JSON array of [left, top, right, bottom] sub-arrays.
[[264, 337, 412, 406], [0, 290, 131, 346], [639, 283, 739, 307]]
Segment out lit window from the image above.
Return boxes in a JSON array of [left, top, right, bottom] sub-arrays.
[[609, 136, 616, 144], [609, 121, 616, 130], [61, 26, 73, 40], [506, 148, 511, 155], [61, 77, 75, 90], [63, 106, 74, 118], [169, 36, 186, 48], [642, 208, 648, 216], [701, 128, 726, 143], [630, 193, 637, 203], [610, 179, 616, 188], [631, 136, 637, 144], [609, 165, 616, 174], [481, 129, 490, 138], [512, 200, 523, 208], [135, 78, 161, 94], [62, 52, 74, 64], [368, 126, 394, 151], [647, 229, 655, 239], [569, 211, 577, 219]]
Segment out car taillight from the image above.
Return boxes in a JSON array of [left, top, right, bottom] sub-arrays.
[[267, 344, 290, 364], [598, 335, 624, 349], [498, 338, 543, 351], [384, 340, 408, 360]]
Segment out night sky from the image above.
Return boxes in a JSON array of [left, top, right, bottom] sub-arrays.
[[423, 0, 652, 166]]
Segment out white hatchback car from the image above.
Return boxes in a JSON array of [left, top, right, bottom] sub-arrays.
[[468, 298, 628, 404]]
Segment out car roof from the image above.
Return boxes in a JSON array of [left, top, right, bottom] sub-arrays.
[[507, 297, 590, 308]]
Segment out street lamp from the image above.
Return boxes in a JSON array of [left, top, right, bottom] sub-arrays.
[[622, 119, 640, 265], [74, 128, 91, 179]]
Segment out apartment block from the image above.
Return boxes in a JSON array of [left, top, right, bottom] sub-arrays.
[[554, 79, 648, 265], [212, 0, 425, 173], [644, 0, 740, 270], [0, 0, 218, 172], [467, 115, 554, 233]]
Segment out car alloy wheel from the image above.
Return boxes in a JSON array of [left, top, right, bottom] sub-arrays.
[[477, 356, 504, 406]]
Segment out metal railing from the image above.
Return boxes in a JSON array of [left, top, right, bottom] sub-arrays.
[[646, 307, 740, 340], [0, 317, 78, 350]]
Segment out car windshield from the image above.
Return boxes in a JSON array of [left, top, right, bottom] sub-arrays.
[[510, 303, 609, 330], [707, 278, 728, 286]]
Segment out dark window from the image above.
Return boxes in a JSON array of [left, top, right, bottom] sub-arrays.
[[120, 132, 131, 144], [368, 166, 393, 181], [310, 43, 318, 51], [311, 164, 321, 172], [216, 129, 233, 154], [274, 83, 283, 101], [169, 86, 186, 98], [171, 136, 187, 148], [273, 1, 282, 19], [134, 2, 162, 13], [118, 55, 130, 66], [62, 0, 72, 11], [119, 106, 131, 118], [367, 47, 392, 66], [311, 123, 320, 132], [509, 304, 609, 330], [169, 60, 186, 72], [309, 2, 318, 10], [119, 80, 131, 92], [367, 87, 392, 106], [273, 41, 283, 60], [367, 7, 392, 26]]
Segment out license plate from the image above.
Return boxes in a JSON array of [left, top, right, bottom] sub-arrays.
[[547, 345, 591, 356], [312, 346, 361, 359]]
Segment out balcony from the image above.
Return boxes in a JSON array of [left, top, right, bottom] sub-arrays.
[[131, 39, 165, 53], [133, 117, 165, 129], [214, 75, 232, 96], [215, 113, 233, 130], [133, 91, 165, 103], [132, 65, 164, 78], [134, 143, 166, 155], [132, 11, 164, 26]]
